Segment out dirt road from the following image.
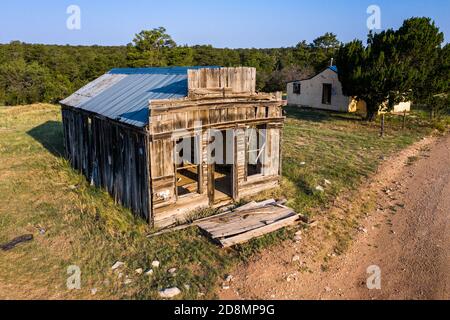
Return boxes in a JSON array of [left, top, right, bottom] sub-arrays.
[[221, 134, 450, 300]]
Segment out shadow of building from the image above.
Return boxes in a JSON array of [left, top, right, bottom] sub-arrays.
[[27, 121, 64, 157]]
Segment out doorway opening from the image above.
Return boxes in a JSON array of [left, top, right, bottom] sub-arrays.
[[175, 136, 200, 197], [214, 164, 233, 201], [211, 130, 234, 202]]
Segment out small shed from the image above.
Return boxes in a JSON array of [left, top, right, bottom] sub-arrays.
[[287, 66, 411, 114], [60, 67, 285, 228]]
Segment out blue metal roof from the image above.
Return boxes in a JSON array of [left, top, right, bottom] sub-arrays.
[[329, 65, 338, 73], [60, 66, 218, 128]]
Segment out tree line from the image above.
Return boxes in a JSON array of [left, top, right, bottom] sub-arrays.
[[0, 19, 448, 121], [0, 28, 339, 106]]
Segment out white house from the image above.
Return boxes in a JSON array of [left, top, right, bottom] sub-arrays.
[[287, 66, 411, 115]]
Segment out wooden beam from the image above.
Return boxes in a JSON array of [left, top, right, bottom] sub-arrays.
[[149, 118, 285, 141], [146, 134, 154, 226]]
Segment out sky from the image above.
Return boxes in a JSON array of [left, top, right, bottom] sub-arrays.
[[1, 0, 449, 48]]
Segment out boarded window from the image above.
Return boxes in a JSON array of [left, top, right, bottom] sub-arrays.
[[322, 84, 332, 105], [175, 136, 201, 197], [293, 83, 301, 95], [151, 140, 174, 178]]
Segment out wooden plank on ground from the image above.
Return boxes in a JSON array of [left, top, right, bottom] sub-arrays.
[[202, 208, 294, 238], [209, 211, 296, 239], [219, 214, 300, 248], [148, 200, 301, 248], [196, 205, 284, 231]]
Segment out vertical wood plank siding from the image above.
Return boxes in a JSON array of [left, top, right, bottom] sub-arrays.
[[60, 68, 283, 228], [61, 106, 150, 222]]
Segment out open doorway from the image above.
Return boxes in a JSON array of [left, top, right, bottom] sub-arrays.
[[210, 130, 234, 202], [175, 136, 200, 197], [214, 163, 233, 201]]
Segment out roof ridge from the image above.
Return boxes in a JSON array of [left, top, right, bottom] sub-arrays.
[[108, 66, 221, 75], [287, 66, 339, 84]]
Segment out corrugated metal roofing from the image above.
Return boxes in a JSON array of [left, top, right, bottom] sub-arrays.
[[60, 66, 218, 128]]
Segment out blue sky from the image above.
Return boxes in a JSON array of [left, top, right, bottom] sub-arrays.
[[1, 0, 449, 48]]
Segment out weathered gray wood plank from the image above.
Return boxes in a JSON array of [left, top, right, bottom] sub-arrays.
[[199, 207, 294, 238], [219, 214, 299, 248]]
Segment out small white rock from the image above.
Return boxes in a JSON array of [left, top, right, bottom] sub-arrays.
[[159, 287, 181, 299], [316, 186, 325, 192], [292, 255, 301, 262], [325, 286, 332, 293], [324, 179, 332, 186], [91, 288, 98, 295], [151, 261, 160, 268], [111, 261, 125, 271], [358, 227, 368, 233], [184, 284, 190, 290], [135, 268, 143, 275], [225, 275, 233, 282], [144, 269, 154, 276], [168, 268, 177, 274], [124, 279, 133, 285], [222, 285, 230, 290]]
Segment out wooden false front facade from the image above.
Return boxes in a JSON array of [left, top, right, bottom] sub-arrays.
[[61, 67, 284, 228]]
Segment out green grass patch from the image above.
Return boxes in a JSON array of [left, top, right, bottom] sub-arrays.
[[276, 106, 438, 217]]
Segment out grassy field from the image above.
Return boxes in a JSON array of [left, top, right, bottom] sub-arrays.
[[0, 104, 446, 299]]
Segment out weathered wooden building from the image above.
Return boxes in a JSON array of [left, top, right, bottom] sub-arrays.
[[60, 67, 284, 227]]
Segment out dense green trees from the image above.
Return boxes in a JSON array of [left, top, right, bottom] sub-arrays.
[[0, 28, 338, 106], [127, 27, 177, 67], [336, 17, 448, 121], [1, 20, 446, 110], [428, 44, 450, 118], [0, 42, 127, 105]]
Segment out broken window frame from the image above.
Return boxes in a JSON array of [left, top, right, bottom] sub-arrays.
[[174, 135, 201, 198], [246, 125, 267, 179]]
